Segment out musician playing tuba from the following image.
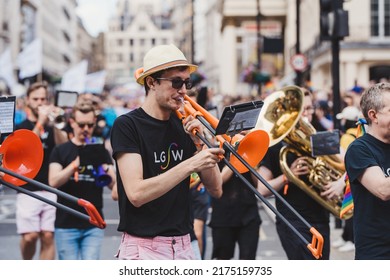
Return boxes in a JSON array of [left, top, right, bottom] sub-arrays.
[[257, 87, 346, 260]]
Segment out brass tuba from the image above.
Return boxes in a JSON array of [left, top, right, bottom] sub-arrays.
[[255, 85, 353, 219]]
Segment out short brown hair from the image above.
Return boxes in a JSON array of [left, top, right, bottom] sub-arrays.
[[26, 81, 48, 97], [70, 102, 96, 120]]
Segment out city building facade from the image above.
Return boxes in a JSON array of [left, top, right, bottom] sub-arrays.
[[0, 0, 98, 90], [105, 0, 175, 86]]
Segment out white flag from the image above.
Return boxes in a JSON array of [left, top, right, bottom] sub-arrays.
[[0, 47, 17, 89], [17, 38, 42, 79], [60, 60, 88, 93], [84, 70, 107, 94]]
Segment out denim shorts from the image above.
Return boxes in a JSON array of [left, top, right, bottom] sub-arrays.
[[116, 233, 196, 260], [55, 227, 104, 260]]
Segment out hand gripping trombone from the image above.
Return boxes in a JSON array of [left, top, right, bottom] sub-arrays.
[[177, 95, 323, 259]]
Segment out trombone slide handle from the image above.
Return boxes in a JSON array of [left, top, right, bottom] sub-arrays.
[[78, 199, 106, 229], [307, 227, 324, 259]]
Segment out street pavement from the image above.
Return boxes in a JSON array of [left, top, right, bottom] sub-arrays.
[[0, 186, 354, 260]]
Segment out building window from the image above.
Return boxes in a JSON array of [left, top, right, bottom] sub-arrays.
[[371, 0, 390, 37], [63, 54, 71, 64], [118, 39, 123, 46], [151, 38, 155, 45], [62, 7, 70, 21], [130, 52, 134, 62], [369, 65, 390, 81], [2, 21, 8, 31], [130, 39, 134, 46], [62, 31, 71, 43]]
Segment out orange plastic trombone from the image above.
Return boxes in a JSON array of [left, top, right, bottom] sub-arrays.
[[177, 95, 324, 259], [178, 96, 269, 173], [0, 129, 106, 229]]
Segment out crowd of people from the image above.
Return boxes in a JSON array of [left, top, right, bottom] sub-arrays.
[[0, 43, 389, 260]]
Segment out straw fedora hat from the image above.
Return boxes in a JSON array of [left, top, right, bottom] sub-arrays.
[[135, 44, 198, 85]]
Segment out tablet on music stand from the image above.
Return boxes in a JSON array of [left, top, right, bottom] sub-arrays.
[[215, 100, 264, 136], [0, 95, 16, 137], [55, 90, 78, 108], [310, 130, 340, 156]]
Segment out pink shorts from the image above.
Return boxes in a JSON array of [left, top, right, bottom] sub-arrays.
[[116, 233, 196, 260], [16, 191, 57, 234]]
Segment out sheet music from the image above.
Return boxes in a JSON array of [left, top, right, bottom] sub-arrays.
[[0, 96, 16, 134], [227, 108, 262, 133]]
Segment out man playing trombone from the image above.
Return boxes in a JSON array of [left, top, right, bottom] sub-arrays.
[[110, 44, 224, 260]]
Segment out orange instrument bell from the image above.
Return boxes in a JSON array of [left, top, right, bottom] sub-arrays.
[[0, 129, 106, 229], [0, 129, 43, 186]]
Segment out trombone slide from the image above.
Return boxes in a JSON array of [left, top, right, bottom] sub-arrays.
[[178, 94, 324, 259], [0, 166, 106, 229], [0, 129, 106, 229]]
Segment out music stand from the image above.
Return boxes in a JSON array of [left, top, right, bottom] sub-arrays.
[[215, 100, 264, 136], [55, 90, 78, 108], [0, 95, 16, 139]]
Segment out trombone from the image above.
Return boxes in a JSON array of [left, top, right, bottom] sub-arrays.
[[0, 129, 106, 229], [177, 94, 324, 259]]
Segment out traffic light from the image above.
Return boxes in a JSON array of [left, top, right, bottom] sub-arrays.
[[320, 0, 333, 41], [319, 0, 349, 41]]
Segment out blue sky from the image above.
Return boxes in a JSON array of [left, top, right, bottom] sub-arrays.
[[76, 0, 118, 37]]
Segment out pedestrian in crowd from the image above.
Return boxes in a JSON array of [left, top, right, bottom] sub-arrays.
[[110, 44, 224, 260], [345, 82, 390, 260], [337, 95, 360, 132], [209, 161, 262, 260], [48, 102, 116, 260], [348, 85, 364, 108], [257, 88, 345, 260], [14, 96, 27, 125], [15, 81, 68, 260], [189, 176, 210, 259], [312, 100, 334, 131]]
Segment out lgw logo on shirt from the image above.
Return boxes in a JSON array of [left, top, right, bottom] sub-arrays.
[[154, 143, 183, 170], [74, 165, 95, 182]]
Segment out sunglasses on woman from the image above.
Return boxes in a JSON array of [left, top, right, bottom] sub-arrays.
[[156, 77, 193, 90]]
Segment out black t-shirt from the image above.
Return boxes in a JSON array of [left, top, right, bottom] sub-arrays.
[[111, 108, 196, 237], [16, 120, 56, 191], [209, 164, 261, 228], [345, 133, 390, 259], [261, 142, 329, 224], [49, 141, 112, 229]]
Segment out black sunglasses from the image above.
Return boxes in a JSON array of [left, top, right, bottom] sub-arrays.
[[156, 77, 193, 90], [76, 122, 95, 129]]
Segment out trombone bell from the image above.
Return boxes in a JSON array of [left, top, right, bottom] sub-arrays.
[[0, 129, 43, 186], [230, 130, 269, 173]]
